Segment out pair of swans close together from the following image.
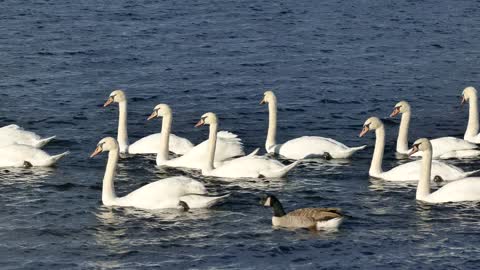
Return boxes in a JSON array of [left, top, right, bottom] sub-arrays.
[[0, 125, 69, 167]]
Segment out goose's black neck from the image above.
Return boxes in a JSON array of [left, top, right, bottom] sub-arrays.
[[270, 196, 286, 217]]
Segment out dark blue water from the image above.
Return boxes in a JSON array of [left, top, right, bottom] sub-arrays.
[[1, 0, 480, 269]]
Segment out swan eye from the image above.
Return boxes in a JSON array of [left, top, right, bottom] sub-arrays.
[[364, 123, 370, 128], [201, 116, 207, 121]]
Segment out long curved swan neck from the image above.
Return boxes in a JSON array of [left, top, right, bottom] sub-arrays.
[[102, 149, 119, 205], [466, 94, 479, 138], [266, 98, 278, 152], [370, 125, 385, 176], [158, 112, 172, 161], [417, 148, 432, 200], [206, 123, 218, 171], [397, 111, 411, 153], [117, 101, 129, 152]]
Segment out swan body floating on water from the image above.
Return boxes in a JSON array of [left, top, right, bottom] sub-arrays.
[[104, 90, 194, 155], [148, 104, 245, 169], [360, 117, 478, 181], [196, 112, 298, 178], [0, 124, 55, 148], [261, 90, 365, 160], [0, 144, 69, 167], [409, 138, 480, 203], [90, 137, 229, 209]]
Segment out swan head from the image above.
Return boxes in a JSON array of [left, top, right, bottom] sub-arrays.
[[195, 112, 217, 127], [408, 138, 431, 156], [461, 86, 477, 105], [260, 90, 277, 105], [147, 104, 172, 120], [90, 137, 119, 157], [104, 90, 126, 107], [390, 100, 411, 117], [359, 117, 383, 137]]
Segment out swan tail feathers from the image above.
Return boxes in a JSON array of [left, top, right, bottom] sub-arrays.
[[265, 160, 300, 178], [34, 136, 56, 148], [343, 145, 367, 157], [49, 151, 70, 164], [247, 148, 260, 157], [463, 169, 480, 178]]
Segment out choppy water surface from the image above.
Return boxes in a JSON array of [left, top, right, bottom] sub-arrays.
[[1, 0, 480, 269]]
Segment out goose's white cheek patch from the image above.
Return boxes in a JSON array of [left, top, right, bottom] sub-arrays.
[[264, 197, 271, 206]]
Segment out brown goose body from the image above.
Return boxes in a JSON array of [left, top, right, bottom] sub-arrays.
[[262, 195, 344, 230]]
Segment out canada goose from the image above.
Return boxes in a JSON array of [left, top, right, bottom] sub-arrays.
[[260, 195, 344, 230]]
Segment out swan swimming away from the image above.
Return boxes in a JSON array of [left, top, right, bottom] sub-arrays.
[[0, 144, 69, 167], [103, 90, 194, 155], [359, 117, 478, 181], [195, 112, 298, 178], [260, 90, 365, 159], [390, 100, 480, 159], [409, 138, 480, 203], [0, 124, 56, 148], [90, 137, 229, 209], [147, 104, 245, 169], [461, 86, 480, 143]]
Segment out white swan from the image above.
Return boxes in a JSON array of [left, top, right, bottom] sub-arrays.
[[196, 112, 298, 178], [0, 144, 69, 167], [409, 138, 480, 203], [0, 124, 55, 148], [148, 104, 245, 169], [103, 90, 194, 154], [261, 90, 366, 159], [90, 137, 229, 209], [359, 117, 478, 181], [462, 86, 480, 143], [390, 100, 480, 159]]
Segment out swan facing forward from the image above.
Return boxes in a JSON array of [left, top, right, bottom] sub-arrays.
[[103, 90, 194, 154], [462, 86, 480, 143], [148, 104, 245, 169], [0, 124, 55, 148], [359, 117, 478, 181], [261, 194, 344, 230], [196, 112, 298, 178], [409, 138, 480, 203], [90, 137, 228, 209], [261, 90, 365, 159], [390, 100, 480, 159]]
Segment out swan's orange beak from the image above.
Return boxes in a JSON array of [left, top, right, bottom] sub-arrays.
[[90, 146, 103, 158], [147, 111, 157, 121], [461, 96, 466, 106], [260, 97, 266, 105], [359, 126, 369, 137], [103, 97, 114, 107], [390, 107, 400, 117], [408, 145, 419, 157], [194, 119, 205, 128]]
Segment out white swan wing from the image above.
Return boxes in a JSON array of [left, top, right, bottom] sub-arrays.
[[426, 177, 480, 203], [0, 144, 68, 167], [120, 177, 207, 209], [278, 136, 363, 159], [381, 160, 466, 181], [129, 133, 194, 155]]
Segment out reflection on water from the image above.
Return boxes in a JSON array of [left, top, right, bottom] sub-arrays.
[[0, 167, 54, 184]]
